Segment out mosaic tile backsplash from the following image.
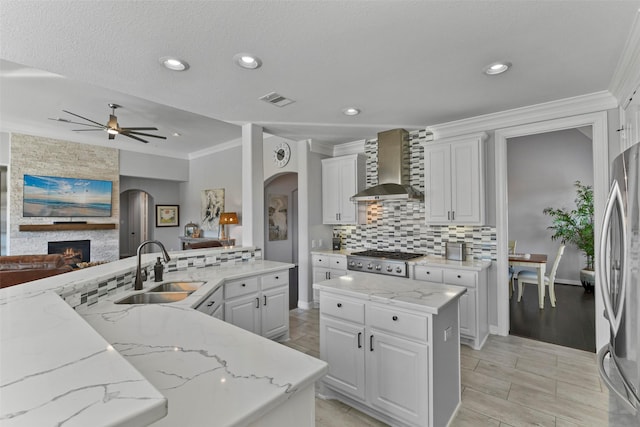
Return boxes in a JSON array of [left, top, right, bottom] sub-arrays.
[[57, 247, 262, 310], [333, 129, 497, 261]]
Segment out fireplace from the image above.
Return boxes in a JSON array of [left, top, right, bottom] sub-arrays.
[[48, 240, 90, 267]]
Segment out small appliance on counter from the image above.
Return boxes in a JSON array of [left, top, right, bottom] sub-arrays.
[[332, 232, 342, 250], [445, 242, 466, 261]]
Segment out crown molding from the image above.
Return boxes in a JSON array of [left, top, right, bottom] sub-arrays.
[[188, 137, 242, 160], [308, 140, 334, 156], [609, 9, 640, 105], [333, 139, 366, 156], [426, 91, 618, 139]]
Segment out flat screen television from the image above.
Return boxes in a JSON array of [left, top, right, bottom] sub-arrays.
[[23, 174, 113, 217]]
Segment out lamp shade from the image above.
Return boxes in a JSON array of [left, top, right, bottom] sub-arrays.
[[219, 212, 239, 225]]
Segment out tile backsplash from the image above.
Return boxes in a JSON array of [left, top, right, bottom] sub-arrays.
[[333, 129, 497, 261]]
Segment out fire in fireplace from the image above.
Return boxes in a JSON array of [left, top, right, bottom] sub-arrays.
[[48, 240, 90, 267]]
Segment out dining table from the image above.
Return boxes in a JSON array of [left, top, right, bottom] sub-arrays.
[[508, 253, 548, 308]]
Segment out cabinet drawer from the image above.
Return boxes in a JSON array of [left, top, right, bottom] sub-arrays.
[[225, 276, 259, 299], [443, 269, 476, 287], [312, 254, 330, 267], [413, 265, 444, 283], [368, 304, 428, 342], [320, 293, 365, 324], [329, 255, 347, 271], [262, 270, 288, 290]]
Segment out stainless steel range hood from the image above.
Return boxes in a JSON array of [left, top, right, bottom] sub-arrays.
[[350, 129, 423, 202]]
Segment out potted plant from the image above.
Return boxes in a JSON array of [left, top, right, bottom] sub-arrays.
[[542, 180, 595, 292]]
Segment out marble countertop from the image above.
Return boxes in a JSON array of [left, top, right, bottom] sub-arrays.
[[0, 258, 327, 427], [312, 271, 467, 314]]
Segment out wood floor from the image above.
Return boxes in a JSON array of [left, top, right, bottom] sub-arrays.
[[509, 282, 596, 352], [283, 307, 610, 427]]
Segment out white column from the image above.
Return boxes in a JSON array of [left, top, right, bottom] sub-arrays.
[[241, 124, 264, 249]]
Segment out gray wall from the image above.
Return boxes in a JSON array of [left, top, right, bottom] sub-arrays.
[[507, 128, 593, 284]]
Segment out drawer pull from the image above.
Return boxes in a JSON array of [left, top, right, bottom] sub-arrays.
[[241, 283, 246, 287], [264, 295, 267, 306], [392, 315, 398, 321], [337, 303, 342, 308], [370, 335, 374, 351], [207, 301, 215, 307], [357, 332, 362, 348], [255, 297, 260, 308], [275, 276, 279, 279], [426, 271, 430, 275], [457, 275, 461, 279]]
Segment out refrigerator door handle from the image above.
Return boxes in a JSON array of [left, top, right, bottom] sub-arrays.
[[597, 346, 638, 414], [598, 180, 627, 335]]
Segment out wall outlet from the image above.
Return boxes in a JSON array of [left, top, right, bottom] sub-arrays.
[[444, 326, 453, 342], [176, 259, 188, 270], [194, 258, 205, 267], [319, 239, 323, 248], [205, 256, 217, 265], [312, 240, 316, 248]]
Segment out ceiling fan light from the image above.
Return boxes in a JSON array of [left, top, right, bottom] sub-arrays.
[[107, 128, 119, 135], [159, 56, 189, 71]]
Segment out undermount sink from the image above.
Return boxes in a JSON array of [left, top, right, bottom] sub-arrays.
[[148, 281, 206, 293], [115, 292, 190, 305]]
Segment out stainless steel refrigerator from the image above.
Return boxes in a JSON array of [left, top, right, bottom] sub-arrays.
[[598, 141, 640, 425]]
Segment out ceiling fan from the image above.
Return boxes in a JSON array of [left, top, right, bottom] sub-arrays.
[[49, 103, 166, 143]]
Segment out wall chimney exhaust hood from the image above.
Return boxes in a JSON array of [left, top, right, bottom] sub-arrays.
[[351, 129, 424, 202]]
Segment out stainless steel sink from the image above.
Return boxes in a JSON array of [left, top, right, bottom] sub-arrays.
[[115, 292, 190, 305], [148, 281, 206, 293]]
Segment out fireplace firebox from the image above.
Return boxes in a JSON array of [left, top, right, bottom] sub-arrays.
[[48, 240, 90, 267]]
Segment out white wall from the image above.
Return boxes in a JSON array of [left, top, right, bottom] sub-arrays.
[[119, 150, 189, 181], [0, 132, 10, 166], [119, 176, 182, 252], [180, 144, 243, 244], [507, 128, 593, 284]]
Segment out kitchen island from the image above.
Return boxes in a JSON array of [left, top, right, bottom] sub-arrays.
[[0, 248, 327, 427], [314, 272, 466, 427]]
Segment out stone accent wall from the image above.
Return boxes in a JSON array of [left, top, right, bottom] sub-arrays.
[[333, 129, 497, 261], [9, 134, 119, 260]]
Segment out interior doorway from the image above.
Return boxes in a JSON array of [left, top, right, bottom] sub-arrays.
[[263, 173, 299, 309], [494, 111, 609, 351], [506, 128, 595, 351], [119, 189, 153, 258]]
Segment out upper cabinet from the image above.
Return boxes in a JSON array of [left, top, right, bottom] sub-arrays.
[[322, 154, 365, 225], [423, 133, 487, 225]]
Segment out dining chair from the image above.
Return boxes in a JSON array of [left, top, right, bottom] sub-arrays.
[[517, 245, 565, 308], [508, 240, 517, 297]]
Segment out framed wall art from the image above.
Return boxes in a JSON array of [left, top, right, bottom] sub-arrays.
[[156, 204, 179, 227], [268, 194, 288, 241], [201, 188, 224, 234]]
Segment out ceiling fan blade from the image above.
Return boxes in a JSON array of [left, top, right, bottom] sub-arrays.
[[49, 118, 104, 128], [73, 129, 104, 132], [120, 127, 159, 131], [62, 110, 105, 127], [121, 133, 149, 143], [122, 130, 167, 140]]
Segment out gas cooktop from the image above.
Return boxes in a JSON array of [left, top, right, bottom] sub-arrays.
[[347, 250, 425, 277], [350, 250, 424, 261]]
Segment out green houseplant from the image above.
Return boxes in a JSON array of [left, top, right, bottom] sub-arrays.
[[543, 181, 595, 292]]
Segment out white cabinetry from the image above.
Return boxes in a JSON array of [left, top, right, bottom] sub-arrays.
[[413, 264, 488, 350], [423, 133, 486, 225], [319, 291, 459, 427], [224, 270, 289, 341], [322, 154, 365, 224], [312, 253, 347, 304], [196, 285, 224, 320]]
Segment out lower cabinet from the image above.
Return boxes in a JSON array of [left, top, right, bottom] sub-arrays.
[[312, 253, 347, 304], [196, 269, 289, 341], [413, 264, 488, 350], [319, 291, 458, 427], [224, 270, 289, 341]]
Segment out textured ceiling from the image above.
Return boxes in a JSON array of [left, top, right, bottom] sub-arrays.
[[1, 1, 638, 158]]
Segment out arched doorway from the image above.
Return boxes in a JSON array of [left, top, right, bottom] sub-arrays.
[[119, 189, 153, 258]]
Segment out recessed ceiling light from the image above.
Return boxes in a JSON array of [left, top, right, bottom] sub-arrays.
[[484, 61, 511, 75], [172, 132, 181, 137], [342, 107, 361, 116], [234, 53, 262, 69], [159, 56, 189, 71]]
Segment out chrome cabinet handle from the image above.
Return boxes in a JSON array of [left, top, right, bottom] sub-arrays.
[[597, 346, 637, 413]]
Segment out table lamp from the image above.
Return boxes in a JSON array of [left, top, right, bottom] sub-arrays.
[[219, 212, 238, 240]]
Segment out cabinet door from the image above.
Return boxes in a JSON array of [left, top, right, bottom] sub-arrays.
[[424, 144, 451, 223], [367, 330, 429, 426], [313, 267, 331, 283], [459, 289, 476, 338], [320, 317, 366, 401], [337, 157, 358, 224], [261, 286, 288, 339], [450, 139, 482, 224], [212, 304, 224, 320], [225, 294, 260, 335], [322, 159, 342, 224]]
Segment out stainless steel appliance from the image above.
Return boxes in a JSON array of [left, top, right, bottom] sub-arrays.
[[597, 141, 640, 423], [347, 250, 424, 277]]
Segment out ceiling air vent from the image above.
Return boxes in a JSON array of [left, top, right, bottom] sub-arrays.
[[259, 92, 295, 107]]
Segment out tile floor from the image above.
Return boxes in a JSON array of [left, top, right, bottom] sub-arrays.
[[283, 308, 610, 427]]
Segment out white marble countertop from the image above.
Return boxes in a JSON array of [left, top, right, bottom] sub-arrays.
[[0, 258, 327, 427], [312, 271, 467, 314], [410, 255, 492, 271]]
